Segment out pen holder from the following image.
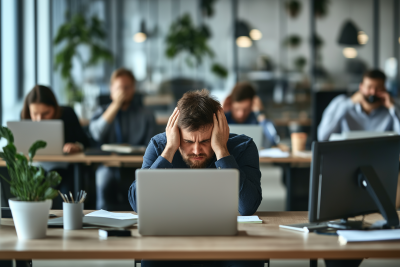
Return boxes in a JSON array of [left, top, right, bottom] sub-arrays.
[[63, 202, 83, 230]]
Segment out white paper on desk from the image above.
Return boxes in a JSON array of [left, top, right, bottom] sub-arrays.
[[85, 209, 138, 220], [237, 216, 262, 223], [258, 148, 289, 158], [337, 229, 400, 244]]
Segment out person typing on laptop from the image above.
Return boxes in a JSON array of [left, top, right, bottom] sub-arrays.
[[129, 89, 263, 267], [223, 82, 279, 147], [318, 69, 400, 141], [89, 68, 156, 210], [21, 85, 90, 208]]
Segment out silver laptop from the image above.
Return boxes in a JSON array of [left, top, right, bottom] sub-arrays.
[[329, 131, 398, 141], [229, 125, 263, 149], [136, 169, 239, 236], [7, 120, 64, 155]]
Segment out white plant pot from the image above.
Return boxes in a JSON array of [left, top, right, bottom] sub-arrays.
[[9, 198, 52, 240]]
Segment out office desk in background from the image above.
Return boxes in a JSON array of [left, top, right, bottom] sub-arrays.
[[0, 211, 400, 260]]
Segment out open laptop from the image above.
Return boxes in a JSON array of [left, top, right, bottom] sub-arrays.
[[329, 131, 398, 141], [7, 120, 64, 155], [136, 169, 239, 236], [229, 125, 263, 149]]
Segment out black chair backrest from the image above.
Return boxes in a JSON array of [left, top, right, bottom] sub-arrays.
[[311, 90, 348, 142]]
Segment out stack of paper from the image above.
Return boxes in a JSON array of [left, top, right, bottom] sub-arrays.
[[337, 229, 400, 244], [101, 144, 146, 154], [258, 148, 289, 158], [86, 209, 138, 220], [237, 216, 262, 223]]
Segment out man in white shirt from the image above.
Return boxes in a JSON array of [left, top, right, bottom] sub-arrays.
[[318, 69, 400, 141]]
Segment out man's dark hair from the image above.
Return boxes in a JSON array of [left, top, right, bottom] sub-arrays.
[[230, 82, 256, 102], [363, 69, 386, 82], [177, 89, 221, 132]]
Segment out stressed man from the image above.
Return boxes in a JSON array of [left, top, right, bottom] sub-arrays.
[[129, 89, 263, 267], [318, 69, 400, 141], [223, 82, 279, 147], [90, 68, 156, 210]]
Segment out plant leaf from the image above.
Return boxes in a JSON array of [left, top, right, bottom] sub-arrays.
[[28, 141, 46, 162], [0, 126, 14, 143]]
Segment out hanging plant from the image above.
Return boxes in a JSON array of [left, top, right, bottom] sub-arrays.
[[285, 1, 302, 18], [314, 0, 330, 18], [200, 0, 217, 18], [294, 56, 307, 72], [312, 34, 324, 49], [54, 13, 113, 104], [165, 13, 227, 78], [283, 35, 302, 49]]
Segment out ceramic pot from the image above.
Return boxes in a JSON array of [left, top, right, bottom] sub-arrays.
[[9, 198, 52, 239]]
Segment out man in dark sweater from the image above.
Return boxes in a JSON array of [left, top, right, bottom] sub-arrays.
[[128, 90, 263, 267], [90, 68, 156, 210]]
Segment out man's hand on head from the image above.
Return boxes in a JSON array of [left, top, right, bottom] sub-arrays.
[[211, 109, 230, 160], [351, 91, 382, 114], [162, 107, 181, 163], [112, 88, 126, 108], [376, 91, 394, 109]]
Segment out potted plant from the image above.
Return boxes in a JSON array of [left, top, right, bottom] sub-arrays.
[[53, 12, 113, 108], [0, 127, 61, 240]]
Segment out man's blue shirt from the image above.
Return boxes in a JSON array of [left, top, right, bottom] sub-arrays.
[[128, 132, 262, 216]]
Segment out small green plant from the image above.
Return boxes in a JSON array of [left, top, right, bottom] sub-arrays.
[[283, 35, 302, 49], [0, 127, 61, 201]]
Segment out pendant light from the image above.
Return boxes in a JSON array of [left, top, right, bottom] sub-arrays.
[[337, 20, 360, 46], [235, 20, 252, 48]]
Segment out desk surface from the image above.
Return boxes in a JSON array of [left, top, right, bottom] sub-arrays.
[[0, 211, 399, 260], [0, 153, 311, 166]]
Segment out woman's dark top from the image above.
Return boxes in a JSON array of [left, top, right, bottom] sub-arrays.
[[59, 106, 89, 148]]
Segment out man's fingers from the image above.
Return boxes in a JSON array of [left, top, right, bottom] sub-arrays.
[[218, 109, 225, 128], [167, 108, 178, 127], [172, 113, 180, 128]]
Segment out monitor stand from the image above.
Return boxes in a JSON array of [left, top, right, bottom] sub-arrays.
[[328, 165, 399, 229], [327, 219, 370, 230]]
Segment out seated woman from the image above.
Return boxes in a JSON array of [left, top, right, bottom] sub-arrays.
[[21, 85, 89, 208], [223, 82, 280, 147]]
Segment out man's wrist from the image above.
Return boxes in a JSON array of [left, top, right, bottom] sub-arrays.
[[214, 146, 230, 160], [161, 146, 177, 163]]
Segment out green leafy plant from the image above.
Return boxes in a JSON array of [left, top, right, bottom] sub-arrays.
[[0, 127, 61, 201], [314, 0, 329, 18], [283, 35, 302, 48], [285, 1, 302, 18], [165, 13, 227, 79], [294, 56, 307, 72], [54, 13, 113, 103]]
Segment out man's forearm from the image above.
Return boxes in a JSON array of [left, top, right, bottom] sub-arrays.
[[161, 146, 177, 163], [101, 101, 121, 124]]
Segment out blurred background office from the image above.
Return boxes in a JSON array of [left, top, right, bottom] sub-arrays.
[[1, 0, 400, 212]]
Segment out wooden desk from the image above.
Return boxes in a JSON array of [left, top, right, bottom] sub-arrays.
[[1, 211, 399, 260], [0, 153, 311, 166]]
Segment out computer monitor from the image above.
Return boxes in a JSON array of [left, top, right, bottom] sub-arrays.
[[308, 136, 400, 229], [329, 131, 397, 141]]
